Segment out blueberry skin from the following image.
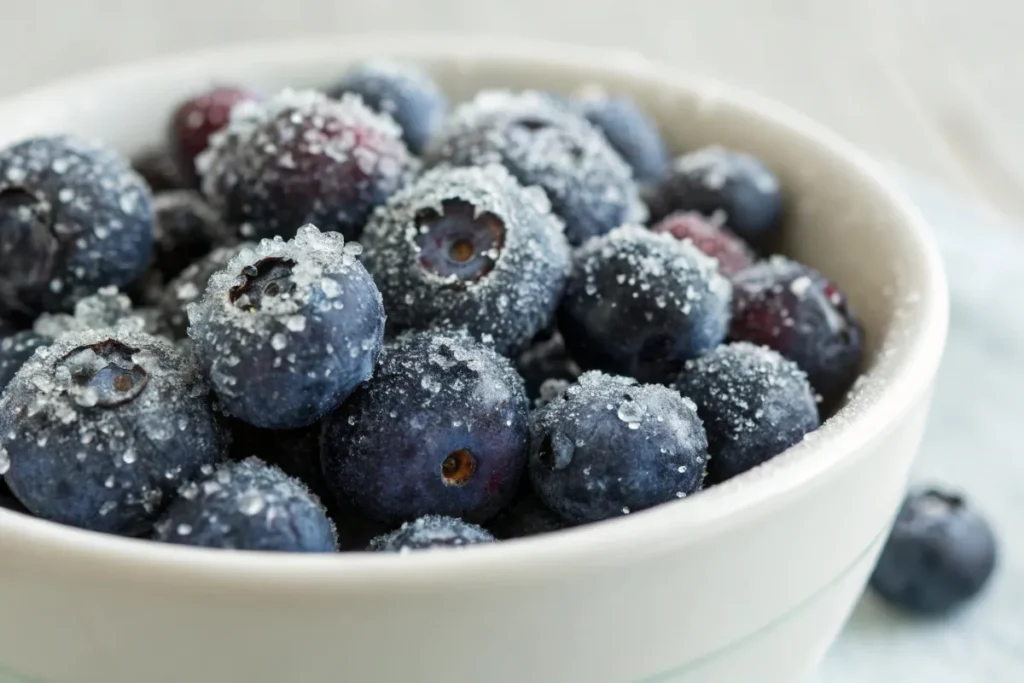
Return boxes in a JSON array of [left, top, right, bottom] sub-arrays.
[[189, 226, 384, 430], [153, 457, 336, 552], [0, 329, 227, 535], [871, 489, 997, 615], [485, 483, 568, 540], [574, 90, 671, 184], [227, 417, 327, 501], [327, 60, 448, 155], [0, 136, 154, 319], [648, 146, 782, 248], [368, 515, 495, 552], [0, 331, 49, 391], [674, 342, 819, 483], [321, 331, 530, 525], [361, 164, 571, 356], [528, 371, 708, 524], [132, 148, 186, 193], [0, 479, 28, 513], [151, 190, 234, 282], [158, 243, 250, 339], [424, 90, 646, 246], [558, 225, 732, 384], [730, 256, 864, 408]]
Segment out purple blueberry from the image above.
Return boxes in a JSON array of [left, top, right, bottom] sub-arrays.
[[574, 87, 670, 184], [368, 515, 495, 552], [650, 211, 756, 278], [169, 86, 260, 187], [558, 224, 732, 384], [321, 331, 530, 525]]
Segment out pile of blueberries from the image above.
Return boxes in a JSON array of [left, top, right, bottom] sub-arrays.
[[0, 58, 995, 611]]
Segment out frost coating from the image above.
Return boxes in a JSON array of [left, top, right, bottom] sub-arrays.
[[362, 164, 571, 355], [34, 286, 162, 339], [0, 328, 226, 534], [188, 225, 385, 429], [424, 90, 645, 246], [157, 243, 251, 339], [368, 514, 494, 552]]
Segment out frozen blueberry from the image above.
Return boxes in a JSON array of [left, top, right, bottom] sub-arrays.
[[730, 256, 863, 407], [151, 190, 234, 282], [0, 331, 49, 391], [189, 225, 384, 430], [424, 90, 645, 246], [33, 286, 162, 339], [871, 489, 997, 615], [153, 457, 337, 552], [158, 243, 249, 339], [573, 87, 670, 184], [368, 515, 495, 552], [0, 135, 154, 319], [529, 371, 707, 524], [485, 484, 567, 540], [199, 89, 417, 242], [0, 329, 227, 535], [132, 148, 186, 192], [327, 59, 448, 154], [227, 418, 327, 500], [648, 146, 782, 248], [650, 211, 756, 278], [674, 342, 818, 483], [515, 329, 581, 401], [558, 225, 732, 384], [169, 86, 259, 187], [321, 331, 530, 525], [361, 164, 571, 355]]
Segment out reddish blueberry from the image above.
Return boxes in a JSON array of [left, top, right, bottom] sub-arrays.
[[169, 86, 259, 187], [651, 211, 756, 278]]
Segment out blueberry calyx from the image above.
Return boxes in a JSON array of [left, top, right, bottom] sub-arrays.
[[228, 257, 296, 311], [415, 199, 505, 284], [441, 448, 477, 486], [60, 339, 149, 408]]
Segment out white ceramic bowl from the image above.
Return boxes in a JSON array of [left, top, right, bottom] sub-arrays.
[[0, 36, 947, 683]]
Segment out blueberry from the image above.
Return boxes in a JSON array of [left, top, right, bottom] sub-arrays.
[[729, 256, 863, 408], [321, 330, 530, 525], [424, 90, 645, 246], [227, 418, 327, 501], [199, 89, 417, 242], [151, 190, 234, 282], [189, 226, 384, 430], [33, 286, 162, 340], [574, 87, 670, 184], [0, 136, 154, 319], [158, 243, 250, 339], [327, 60, 448, 155], [485, 484, 567, 540], [674, 342, 818, 483], [650, 211, 756, 278], [0, 331, 49, 392], [528, 371, 708, 524], [362, 164, 571, 355], [168, 86, 260, 187], [648, 146, 782, 248], [558, 224, 732, 384], [515, 329, 581, 401], [0, 329, 227, 535], [153, 457, 337, 552], [368, 515, 495, 552], [132, 148, 186, 193], [871, 489, 997, 615], [0, 479, 28, 513]]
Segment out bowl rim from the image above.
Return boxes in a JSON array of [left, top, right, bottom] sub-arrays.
[[0, 34, 949, 590]]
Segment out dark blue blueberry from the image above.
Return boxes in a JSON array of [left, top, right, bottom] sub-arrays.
[[528, 371, 708, 524], [227, 417, 327, 501], [730, 256, 863, 409], [321, 330, 530, 525], [0, 479, 28, 513], [158, 243, 249, 339], [651, 211, 756, 278], [199, 89, 417, 242], [871, 489, 997, 615], [151, 190, 234, 282], [189, 226, 385, 430], [674, 342, 819, 483], [574, 89, 670, 184], [0, 329, 227, 535], [648, 146, 782, 248], [0, 331, 49, 392], [485, 483, 568, 540], [132, 148, 186, 193], [515, 329, 581, 402], [362, 164, 571, 355], [0, 136, 154, 320], [153, 457, 337, 552], [424, 90, 645, 246], [368, 515, 495, 552], [326, 60, 448, 155], [169, 86, 260, 187], [558, 225, 732, 384]]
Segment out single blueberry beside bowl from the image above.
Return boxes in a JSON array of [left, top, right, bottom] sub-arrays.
[[675, 342, 819, 483], [168, 85, 260, 187], [0, 135, 154, 320], [152, 457, 337, 552], [870, 489, 998, 615], [361, 164, 571, 356], [558, 224, 732, 384], [326, 59, 448, 154], [528, 371, 708, 524], [321, 330, 530, 525], [188, 225, 384, 430], [573, 87, 671, 184], [368, 515, 495, 552], [0, 329, 227, 535]]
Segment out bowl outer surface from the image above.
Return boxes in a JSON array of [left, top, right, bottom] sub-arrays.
[[0, 36, 947, 683]]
